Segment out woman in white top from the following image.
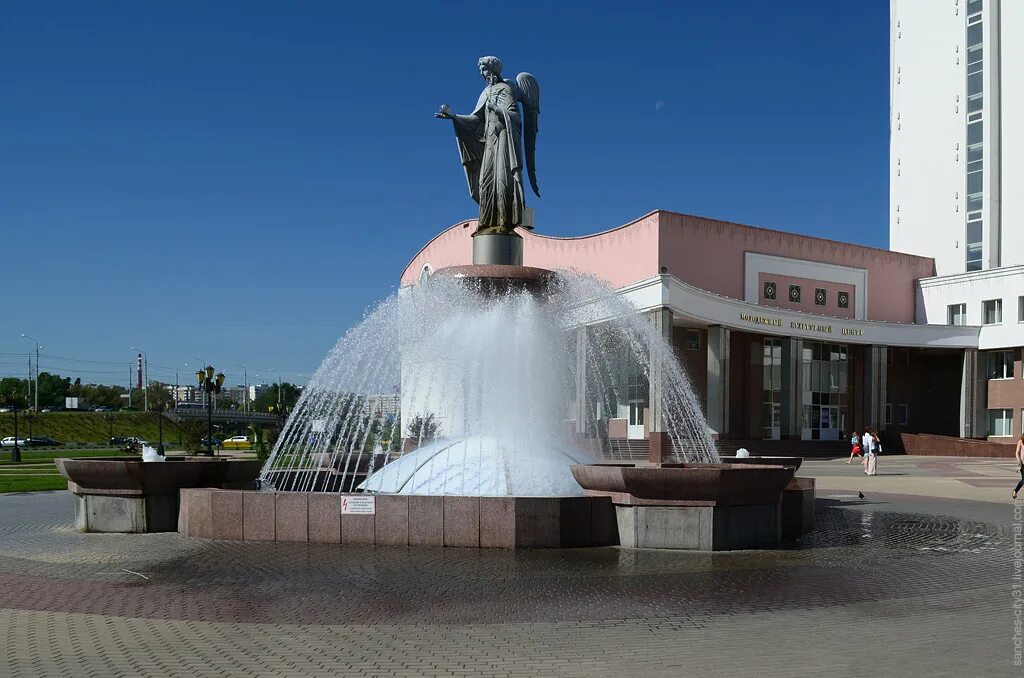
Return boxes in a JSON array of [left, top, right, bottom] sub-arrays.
[[864, 428, 879, 476]]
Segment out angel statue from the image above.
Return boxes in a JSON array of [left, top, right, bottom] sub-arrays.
[[435, 56, 540, 236]]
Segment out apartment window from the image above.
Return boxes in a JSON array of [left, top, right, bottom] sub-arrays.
[[948, 303, 967, 326], [987, 350, 1015, 379], [988, 409, 1013, 437], [1018, 296, 1024, 322], [982, 299, 1002, 324], [685, 329, 700, 352]]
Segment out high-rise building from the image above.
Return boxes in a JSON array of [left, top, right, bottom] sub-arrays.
[[890, 0, 1024, 438]]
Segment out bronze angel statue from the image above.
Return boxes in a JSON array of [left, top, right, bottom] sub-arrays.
[[435, 56, 540, 235]]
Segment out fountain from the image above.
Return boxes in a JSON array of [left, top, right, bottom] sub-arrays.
[[175, 55, 814, 549]]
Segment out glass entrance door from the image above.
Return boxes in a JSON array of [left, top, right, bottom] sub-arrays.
[[801, 342, 848, 440], [627, 401, 645, 439]]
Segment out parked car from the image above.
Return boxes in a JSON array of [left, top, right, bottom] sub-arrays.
[[92, 406, 114, 412], [0, 407, 12, 413], [222, 436, 252, 450], [110, 436, 130, 446], [200, 437, 223, 449], [27, 437, 61, 447], [0, 437, 28, 447], [40, 407, 62, 413]]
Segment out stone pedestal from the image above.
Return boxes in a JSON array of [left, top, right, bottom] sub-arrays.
[[615, 503, 780, 550], [472, 232, 523, 265], [781, 476, 816, 539]]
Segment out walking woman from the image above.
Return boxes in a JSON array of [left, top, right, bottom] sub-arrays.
[[1013, 435, 1024, 499], [847, 430, 863, 464]]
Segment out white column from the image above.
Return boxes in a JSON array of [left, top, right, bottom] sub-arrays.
[[647, 308, 673, 434]]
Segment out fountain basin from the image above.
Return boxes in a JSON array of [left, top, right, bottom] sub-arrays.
[[56, 456, 262, 533], [570, 463, 796, 551], [570, 463, 795, 506], [717, 456, 802, 471], [433, 264, 554, 295]]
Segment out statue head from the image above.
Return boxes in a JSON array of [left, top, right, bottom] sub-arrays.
[[478, 56, 503, 84]]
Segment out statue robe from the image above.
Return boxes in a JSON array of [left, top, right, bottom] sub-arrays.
[[450, 81, 526, 234]]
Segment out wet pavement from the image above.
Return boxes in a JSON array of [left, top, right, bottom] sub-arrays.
[[0, 456, 1017, 677]]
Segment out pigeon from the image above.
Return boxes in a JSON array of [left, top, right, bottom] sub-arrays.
[[858, 492, 865, 499]]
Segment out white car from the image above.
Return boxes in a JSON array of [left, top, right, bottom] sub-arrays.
[[0, 437, 27, 447], [223, 436, 252, 449]]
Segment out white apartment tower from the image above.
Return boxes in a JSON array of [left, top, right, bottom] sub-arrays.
[[892, 0, 1024, 439]]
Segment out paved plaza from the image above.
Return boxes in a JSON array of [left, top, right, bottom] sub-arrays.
[[0, 456, 1019, 677]]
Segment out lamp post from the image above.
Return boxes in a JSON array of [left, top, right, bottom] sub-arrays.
[[104, 413, 114, 444], [7, 393, 21, 463], [20, 334, 40, 413], [196, 366, 225, 456], [156, 404, 165, 455], [233, 363, 248, 414]]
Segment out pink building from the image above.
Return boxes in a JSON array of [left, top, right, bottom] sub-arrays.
[[402, 210, 985, 446]]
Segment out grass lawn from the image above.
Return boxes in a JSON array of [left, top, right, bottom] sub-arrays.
[[0, 474, 67, 493], [0, 449, 130, 466], [0, 411, 185, 445]]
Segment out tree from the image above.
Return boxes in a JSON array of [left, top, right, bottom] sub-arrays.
[[406, 414, 439, 444], [253, 382, 302, 413], [36, 372, 71, 407], [0, 380, 28, 409]]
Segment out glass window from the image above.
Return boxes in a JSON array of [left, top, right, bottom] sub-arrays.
[[896, 404, 909, 426], [967, 0, 983, 17], [968, 72, 983, 96], [988, 409, 1013, 437], [987, 350, 1015, 379], [968, 95, 983, 113], [967, 220, 984, 243], [968, 23, 983, 47], [967, 170, 983, 195], [983, 299, 1002, 324], [685, 329, 700, 351], [967, 44, 983, 65], [885, 403, 892, 425], [1019, 297, 1024, 322], [968, 121, 983, 145], [948, 303, 967, 326]]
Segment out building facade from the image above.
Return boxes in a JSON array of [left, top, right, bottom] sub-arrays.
[[891, 0, 1024, 438], [402, 211, 985, 444]]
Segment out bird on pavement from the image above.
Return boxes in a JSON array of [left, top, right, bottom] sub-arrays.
[[858, 492, 865, 499]]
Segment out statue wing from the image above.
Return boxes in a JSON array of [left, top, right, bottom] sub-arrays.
[[514, 72, 540, 197]]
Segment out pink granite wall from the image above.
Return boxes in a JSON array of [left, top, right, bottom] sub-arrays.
[[658, 212, 933, 323]]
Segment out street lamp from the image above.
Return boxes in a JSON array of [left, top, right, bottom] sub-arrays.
[[196, 366, 225, 456], [20, 334, 40, 412], [7, 393, 21, 463], [233, 363, 248, 414]]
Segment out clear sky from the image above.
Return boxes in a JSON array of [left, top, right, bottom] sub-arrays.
[[1, 0, 891, 387]]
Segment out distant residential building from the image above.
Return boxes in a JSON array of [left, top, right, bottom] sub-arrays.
[[363, 394, 401, 420]]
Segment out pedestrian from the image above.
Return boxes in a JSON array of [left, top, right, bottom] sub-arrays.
[[847, 430, 863, 464], [1012, 434, 1024, 499], [864, 428, 880, 476]]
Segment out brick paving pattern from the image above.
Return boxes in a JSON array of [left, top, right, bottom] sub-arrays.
[[0, 457, 1017, 676]]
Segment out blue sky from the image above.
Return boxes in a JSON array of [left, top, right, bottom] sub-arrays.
[[0, 0, 890, 386]]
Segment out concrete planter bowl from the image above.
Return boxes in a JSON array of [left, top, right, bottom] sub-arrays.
[[570, 463, 798, 551], [570, 463, 795, 507], [55, 456, 262, 533], [716, 456, 802, 471], [56, 456, 261, 493]]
